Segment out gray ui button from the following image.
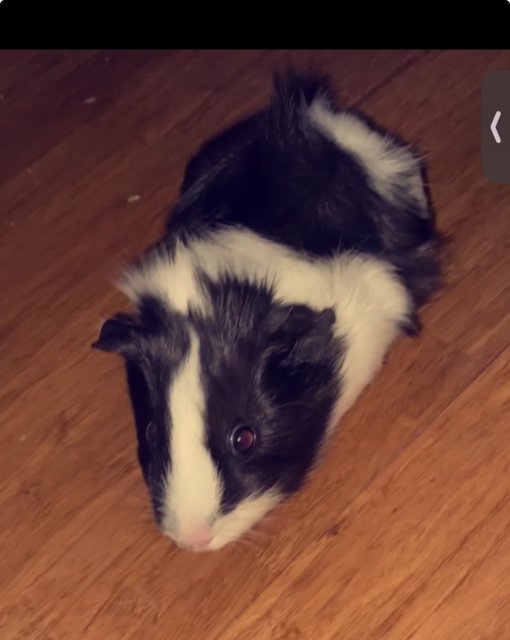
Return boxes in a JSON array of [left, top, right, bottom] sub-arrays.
[[482, 70, 510, 184]]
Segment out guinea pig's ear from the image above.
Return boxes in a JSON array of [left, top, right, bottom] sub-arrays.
[[265, 304, 336, 364], [91, 313, 141, 357], [262, 305, 337, 403]]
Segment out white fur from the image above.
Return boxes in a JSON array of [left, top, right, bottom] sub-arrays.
[[119, 243, 209, 316], [309, 100, 425, 206], [163, 332, 222, 540], [208, 490, 281, 551]]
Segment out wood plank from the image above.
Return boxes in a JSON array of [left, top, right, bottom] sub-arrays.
[[0, 49, 509, 640]]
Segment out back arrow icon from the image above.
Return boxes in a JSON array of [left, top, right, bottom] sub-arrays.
[[491, 111, 502, 144]]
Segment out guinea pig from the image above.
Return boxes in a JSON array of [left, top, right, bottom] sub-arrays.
[[92, 71, 442, 552]]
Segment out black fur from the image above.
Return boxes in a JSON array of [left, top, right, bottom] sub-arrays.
[[192, 277, 342, 513], [95, 297, 190, 520]]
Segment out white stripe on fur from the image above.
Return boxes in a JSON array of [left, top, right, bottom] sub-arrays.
[[309, 99, 425, 206], [162, 331, 222, 540]]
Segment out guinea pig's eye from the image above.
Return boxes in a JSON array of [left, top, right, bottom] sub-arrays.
[[145, 421, 157, 448], [229, 424, 256, 457]]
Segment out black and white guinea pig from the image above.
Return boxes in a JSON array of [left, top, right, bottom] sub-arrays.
[[93, 71, 442, 552]]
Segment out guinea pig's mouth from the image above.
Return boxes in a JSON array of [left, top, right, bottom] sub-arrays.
[[175, 539, 214, 553], [171, 532, 244, 553], [162, 532, 221, 553], [166, 525, 239, 553], [172, 531, 215, 553], [161, 490, 283, 553]]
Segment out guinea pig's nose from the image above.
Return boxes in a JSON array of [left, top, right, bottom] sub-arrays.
[[177, 528, 213, 552]]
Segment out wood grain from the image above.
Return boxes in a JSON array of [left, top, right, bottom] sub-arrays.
[[0, 50, 508, 640]]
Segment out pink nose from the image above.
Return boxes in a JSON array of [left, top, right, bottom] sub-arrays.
[[177, 528, 213, 552]]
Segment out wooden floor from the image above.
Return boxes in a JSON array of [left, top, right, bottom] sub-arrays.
[[1, 50, 509, 640]]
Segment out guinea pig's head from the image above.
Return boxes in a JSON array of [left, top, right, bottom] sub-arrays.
[[93, 282, 342, 552]]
